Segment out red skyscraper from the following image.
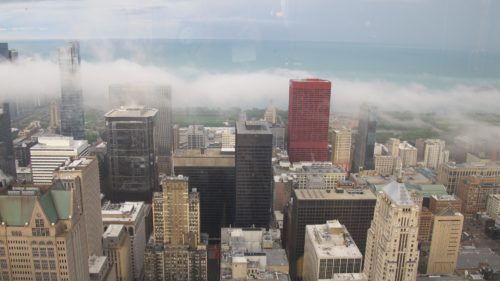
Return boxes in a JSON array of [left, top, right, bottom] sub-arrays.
[[287, 78, 331, 162]]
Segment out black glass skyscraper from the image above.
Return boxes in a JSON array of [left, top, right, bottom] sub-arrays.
[[234, 121, 272, 227], [0, 103, 16, 178], [59, 41, 85, 140], [353, 103, 377, 172]]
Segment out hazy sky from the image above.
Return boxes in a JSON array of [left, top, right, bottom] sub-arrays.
[[1, 0, 499, 51]]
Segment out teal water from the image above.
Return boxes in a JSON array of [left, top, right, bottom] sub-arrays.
[[8, 39, 500, 87]]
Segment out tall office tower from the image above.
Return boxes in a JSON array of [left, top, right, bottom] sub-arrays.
[[49, 100, 61, 131], [30, 136, 89, 185], [423, 139, 449, 169], [426, 208, 463, 275], [146, 175, 207, 281], [0, 103, 16, 177], [303, 220, 363, 281], [284, 188, 376, 280], [332, 128, 352, 172], [386, 138, 400, 157], [264, 100, 278, 124], [59, 41, 85, 139], [109, 83, 173, 170], [353, 104, 377, 172], [363, 180, 420, 281], [398, 141, 417, 167], [54, 157, 103, 256], [269, 124, 286, 150], [173, 148, 236, 238], [437, 162, 500, 194], [102, 201, 149, 281], [456, 175, 500, 218], [102, 225, 133, 281], [235, 121, 273, 227], [0, 184, 90, 281], [0, 43, 18, 62], [287, 78, 331, 162], [105, 107, 158, 202], [187, 125, 206, 149]]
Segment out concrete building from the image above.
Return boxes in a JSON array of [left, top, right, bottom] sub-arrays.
[[353, 104, 377, 172], [374, 155, 395, 176], [303, 220, 363, 281], [105, 107, 158, 202], [456, 175, 500, 218], [30, 136, 89, 185], [331, 129, 352, 172], [386, 138, 400, 157], [235, 121, 273, 227], [429, 194, 462, 214], [264, 101, 278, 124], [437, 161, 500, 194], [109, 83, 173, 163], [426, 208, 464, 275], [89, 255, 117, 281], [296, 162, 347, 189], [423, 139, 449, 170], [13, 137, 37, 167], [220, 227, 290, 281], [0, 184, 90, 281], [0, 103, 16, 178], [287, 79, 331, 162], [417, 194, 462, 243], [363, 180, 420, 281], [486, 194, 500, 222], [49, 100, 61, 131], [173, 148, 236, 238], [284, 188, 376, 280], [103, 224, 132, 281], [102, 201, 149, 281], [54, 157, 103, 256], [188, 125, 206, 149], [59, 41, 85, 139], [398, 141, 418, 167]]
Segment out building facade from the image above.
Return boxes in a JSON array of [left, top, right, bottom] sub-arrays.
[[331, 129, 352, 172], [103, 224, 133, 281], [59, 41, 85, 139], [0, 103, 16, 178], [353, 104, 377, 172], [187, 125, 206, 149], [437, 161, 500, 194], [363, 180, 420, 281], [398, 141, 418, 168], [486, 194, 500, 221], [456, 175, 500, 218], [287, 79, 331, 162], [105, 107, 158, 202], [235, 121, 273, 227], [423, 139, 449, 170]]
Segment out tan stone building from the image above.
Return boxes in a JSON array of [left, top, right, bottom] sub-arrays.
[[398, 141, 417, 168], [486, 194, 500, 221], [102, 224, 132, 281], [422, 139, 449, 170], [426, 208, 463, 275], [332, 129, 352, 172], [0, 184, 90, 281], [54, 156, 103, 256], [437, 161, 500, 194], [456, 175, 500, 218], [364, 180, 420, 281], [374, 155, 395, 176]]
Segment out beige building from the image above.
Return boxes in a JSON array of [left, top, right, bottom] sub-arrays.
[[456, 176, 500, 218], [486, 194, 500, 221], [386, 138, 400, 157], [0, 184, 90, 281], [423, 139, 449, 170], [426, 208, 463, 275], [49, 100, 60, 131], [398, 141, 417, 167], [374, 155, 395, 176], [332, 129, 352, 172], [295, 162, 347, 189], [364, 180, 420, 281], [303, 220, 363, 281], [103, 224, 132, 281], [54, 157, 103, 256], [89, 255, 117, 281], [264, 101, 278, 124], [437, 161, 500, 194]]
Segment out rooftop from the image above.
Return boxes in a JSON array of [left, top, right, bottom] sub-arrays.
[[57, 157, 94, 171], [236, 121, 271, 135], [328, 273, 369, 281], [102, 224, 124, 238], [105, 106, 158, 118], [382, 181, 415, 206], [306, 220, 362, 260], [31, 136, 88, 151], [173, 148, 235, 167], [456, 247, 500, 271], [101, 201, 146, 223], [294, 188, 376, 201], [88, 255, 108, 274]]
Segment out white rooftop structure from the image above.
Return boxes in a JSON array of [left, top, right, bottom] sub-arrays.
[[306, 220, 362, 260], [382, 180, 415, 206]]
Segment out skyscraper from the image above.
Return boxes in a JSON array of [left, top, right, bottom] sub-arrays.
[[59, 41, 85, 140], [235, 121, 273, 227], [331, 128, 352, 172], [363, 180, 420, 281], [288, 78, 331, 162], [353, 104, 377, 172], [105, 107, 158, 202], [0, 103, 16, 178], [109, 83, 173, 171], [423, 139, 449, 169]]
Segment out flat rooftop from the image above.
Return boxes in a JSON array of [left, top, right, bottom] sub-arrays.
[[173, 148, 235, 167], [294, 188, 376, 201], [58, 157, 94, 171], [456, 247, 500, 271], [102, 201, 146, 223], [105, 107, 158, 118], [88, 255, 108, 274], [306, 221, 362, 260], [328, 273, 368, 281], [102, 224, 124, 238], [31, 136, 88, 150], [236, 121, 271, 135]]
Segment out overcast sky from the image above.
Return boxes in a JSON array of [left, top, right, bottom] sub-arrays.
[[1, 0, 499, 51]]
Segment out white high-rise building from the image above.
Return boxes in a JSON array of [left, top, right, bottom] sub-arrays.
[[364, 180, 420, 281], [30, 136, 89, 185], [423, 139, 449, 169], [398, 141, 417, 167]]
